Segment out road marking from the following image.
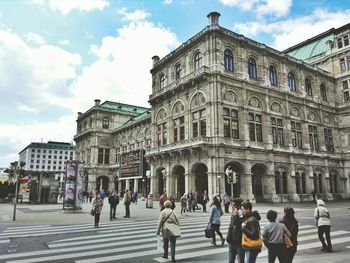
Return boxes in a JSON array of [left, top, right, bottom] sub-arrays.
[[0, 239, 10, 244]]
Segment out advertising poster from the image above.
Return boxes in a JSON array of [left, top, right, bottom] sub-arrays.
[[75, 163, 83, 209], [63, 162, 77, 209]]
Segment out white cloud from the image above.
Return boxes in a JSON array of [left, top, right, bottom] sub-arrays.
[[48, 0, 109, 15], [72, 9, 180, 109], [219, 0, 291, 17], [0, 29, 81, 111], [117, 8, 151, 22], [25, 32, 46, 45], [59, 39, 70, 45], [233, 8, 350, 50], [163, 0, 173, 4], [0, 114, 76, 166]]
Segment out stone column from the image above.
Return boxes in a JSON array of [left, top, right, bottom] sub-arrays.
[[288, 155, 300, 202], [184, 173, 190, 194], [242, 160, 255, 203], [125, 179, 130, 191], [134, 178, 138, 193], [265, 160, 279, 202]]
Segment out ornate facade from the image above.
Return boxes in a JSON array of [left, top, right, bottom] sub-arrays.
[[75, 12, 350, 202]]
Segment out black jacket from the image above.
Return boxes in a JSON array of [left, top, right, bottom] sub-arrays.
[[242, 211, 261, 240], [226, 213, 243, 245]]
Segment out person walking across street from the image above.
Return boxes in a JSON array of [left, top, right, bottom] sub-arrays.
[[241, 200, 262, 263], [180, 194, 187, 215], [159, 192, 168, 211], [208, 196, 225, 246], [108, 190, 119, 220], [187, 191, 193, 212], [281, 207, 299, 262], [226, 199, 244, 263], [92, 193, 103, 228], [123, 189, 131, 218], [314, 199, 332, 252], [156, 200, 181, 263], [202, 190, 209, 212], [223, 193, 231, 213], [262, 210, 291, 263]]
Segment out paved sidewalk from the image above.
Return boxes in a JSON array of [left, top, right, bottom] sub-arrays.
[[0, 199, 348, 226]]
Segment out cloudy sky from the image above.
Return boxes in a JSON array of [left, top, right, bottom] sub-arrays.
[[0, 0, 349, 167]]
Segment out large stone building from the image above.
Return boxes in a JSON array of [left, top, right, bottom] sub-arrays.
[[75, 12, 350, 202]]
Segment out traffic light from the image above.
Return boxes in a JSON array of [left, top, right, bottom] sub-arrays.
[[226, 169, 237, 184]]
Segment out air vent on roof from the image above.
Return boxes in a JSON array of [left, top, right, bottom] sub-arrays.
[[133, 108, 137, 111], [118, 106, 122, 109]]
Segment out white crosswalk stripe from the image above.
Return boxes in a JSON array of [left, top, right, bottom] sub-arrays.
[[0, 215, 349, 263]]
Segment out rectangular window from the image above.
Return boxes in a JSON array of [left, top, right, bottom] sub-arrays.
[[98, 148, 104, 164], [345, 91, 350, 101], [309, 125, 319, 151], [324, 128, 334, 152], [271, 117, 284, 145], [249, 113, 262, 142], [337, 37, 343, 48], [344, 35, 349, 46], [340, 58, 346, 71], [347, 56, 350, 70], [157, 123, 167, 145], [173, 116, 184, 142], [223, 108, 239, 139], [104, 149, 110, 164], [291, 121, 302, 148], [343, 80, 349, 90], [192, 109, 206, 138]]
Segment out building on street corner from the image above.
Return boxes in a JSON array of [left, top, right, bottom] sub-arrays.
[[74, 12, 350, 203]]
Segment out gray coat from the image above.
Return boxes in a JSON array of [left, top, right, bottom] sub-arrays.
[[156, 208, 181, 239], [314, 199, 331, 227]]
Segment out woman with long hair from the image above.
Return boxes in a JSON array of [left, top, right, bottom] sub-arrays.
[[208, 196, 225, 245], [92, 193, 103, 228], [281, 207, 299, 262]]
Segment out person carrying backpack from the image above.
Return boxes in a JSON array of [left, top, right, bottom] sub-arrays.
[[108, 190, 118, 220]]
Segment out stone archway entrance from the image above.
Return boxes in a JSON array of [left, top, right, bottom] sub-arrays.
[[193, 163, 208, 193], [224, 162, 244, 198], [96, 176, 109, 192], [173, 165, 185, 199], [251, 164, 266, 202]]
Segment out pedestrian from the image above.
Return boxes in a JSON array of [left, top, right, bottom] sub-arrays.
[[226, 199, 244, 263], [314, 199, 332, 252], [311, 190, 318, 203], [108, 189, 118, 220], [89, 190, 93, 203], [208, 196, 225, 246], [156, 200, 181, 263], [132, 191, 138, 204], [202, 190, 209, 212], [159, 192, 168, 211], [92, 193, 103, 228], [169, 194, 176, 210], [187, 191, 193, 212], [192, 192, 198, 212], [241, 200, 262, 263], [223, 192, 231, 213], [99, 189, 107, 200], [262, 210, 291, 263], [281, 207, 299, 262], [124, 189, 131, 218], [180, 194, 187, 215]]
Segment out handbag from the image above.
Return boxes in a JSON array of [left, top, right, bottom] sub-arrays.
[[204, 224, 214, 238], [241, 233, 263, 250], [284, 233, 293, 248], [90, 208, 95, 216], [156, 235, 163, 251]]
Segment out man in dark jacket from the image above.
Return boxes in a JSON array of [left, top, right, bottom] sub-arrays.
[[227, 199, 244, 263], [108, 190, 118, 220], [241, 200, 261, 263]]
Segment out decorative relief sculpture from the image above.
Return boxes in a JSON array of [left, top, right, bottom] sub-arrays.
[[191, 92, 206, 109], [271, 102, 282, 113], [290, 107, 300, 117], [324, 116, 330, 124], [224, 91, 237, 102], [248, 97, 261, 108], [308, 112, 316, 121]]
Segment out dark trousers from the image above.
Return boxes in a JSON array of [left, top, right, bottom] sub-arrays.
[[224, 203, 230, 213], [228, 243, 244, 263], [268, 243, 288, 263], [94, 213, 100, 227], [286, 247, 297, 263], [318, 225, 332, 251], [125, 204, 130, 217], [110, 204, 116, 219], [202, 202, 207, 212], [211, 223, 223, 243], [163, 236, 176, 260]]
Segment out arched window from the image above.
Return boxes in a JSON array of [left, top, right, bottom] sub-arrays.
[[269, 65, 277, 86], [175, 64, 182, 80], [224, 49, 233, 71], [320, 84, 327, 101], [248, 57, 257, 79], [160, 74, 166, 89], [288, 72, 296, 91], [194, 52, 202, 70], [305, 78, 312, 96]]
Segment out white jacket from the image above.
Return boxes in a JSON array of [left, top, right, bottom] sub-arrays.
[[314, 199, 331, 227]]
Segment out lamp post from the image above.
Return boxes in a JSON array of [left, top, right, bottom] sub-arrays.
[[142, 178, 145, 198]]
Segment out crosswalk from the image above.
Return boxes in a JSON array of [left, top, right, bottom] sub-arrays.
[[0, 215, 350, 263]]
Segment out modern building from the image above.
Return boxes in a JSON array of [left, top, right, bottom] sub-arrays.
[[75, 12, 350, 202], [18, 141, 75, 203]]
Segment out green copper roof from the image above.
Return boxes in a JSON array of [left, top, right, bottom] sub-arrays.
[[286, 34, 334, 61], [100, 101, 149, 115]]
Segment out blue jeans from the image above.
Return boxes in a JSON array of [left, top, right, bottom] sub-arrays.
[[228, 243, 244, 263], [245, 249, 260, 263]]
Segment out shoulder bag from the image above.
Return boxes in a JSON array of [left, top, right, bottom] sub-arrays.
[[242, 233, 263, 250], [284, 223, 294, 248]]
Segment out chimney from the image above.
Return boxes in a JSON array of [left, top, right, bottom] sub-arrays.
[[152, 55, 160, 66], [94, 99, 101, 106], [207, 11, 220, 26], [78, 112, 83, 118]]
